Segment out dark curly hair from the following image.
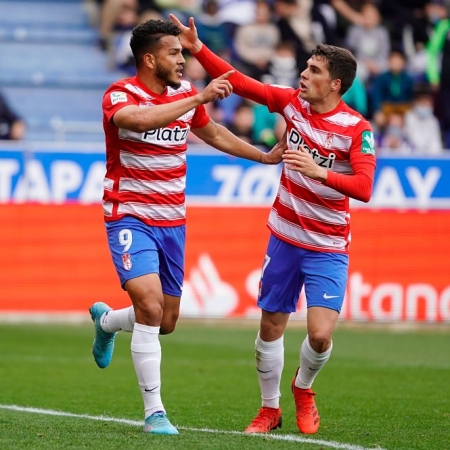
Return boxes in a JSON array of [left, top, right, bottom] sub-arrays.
[[311, 44, 357, 96], [130, 19, 181, 68]]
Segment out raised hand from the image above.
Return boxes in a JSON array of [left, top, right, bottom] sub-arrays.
[[169, 14, 202, 53], [198, 70, 234, 103]]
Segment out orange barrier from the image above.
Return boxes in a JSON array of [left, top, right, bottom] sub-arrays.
[[1, 204, 449, 322]]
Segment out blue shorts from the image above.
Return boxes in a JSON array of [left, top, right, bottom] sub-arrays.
[[105, 216, 185, 296], [257, 234, 349, 313]]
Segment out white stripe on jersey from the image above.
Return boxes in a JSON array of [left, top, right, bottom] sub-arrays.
[[104, 178, 114, 191], [119, 177, 186, 195], [268, 208, 347, 251], [118, 202, 185, 221], [118, 127, 191, 147], [284, 169, 346, 201], [166, 80, 193, 96], [329, 159, 353, 174], [120, 150, 185, 170], [124, 83, 154, 100], [278, 185, 347, 225], [103, 201, 113, 216], [285, 104, 352, 151], [323, 111, 362, 127]]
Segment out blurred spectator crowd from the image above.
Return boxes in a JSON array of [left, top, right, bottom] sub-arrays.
[[36, 0, 450, 154]]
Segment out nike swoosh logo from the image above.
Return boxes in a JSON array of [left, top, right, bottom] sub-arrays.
[[256, 368, 273, 374], [323, 293, 339, 299], [309, 367, 320, 371], [290, 114, 303, 124], [144, 386, 159, 392]]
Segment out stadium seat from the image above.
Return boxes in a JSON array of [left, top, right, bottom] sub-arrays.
[[0, 0, 127, 141], [0, 41, 125, 88], [2, 86, 105, 142]]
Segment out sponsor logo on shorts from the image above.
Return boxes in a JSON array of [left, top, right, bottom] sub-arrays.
[[323, 293, 339, 299], [122, 253, 132, 270]]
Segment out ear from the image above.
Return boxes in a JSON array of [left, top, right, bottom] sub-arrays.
[[331, 79, 341, 92], [144, 53, 156, 69]]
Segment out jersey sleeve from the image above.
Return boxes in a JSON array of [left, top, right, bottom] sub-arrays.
[[189, 83, 210, 129], [195, 44, 294, 113], [102, 87, 138, 123], [324, 124, 376, 203]]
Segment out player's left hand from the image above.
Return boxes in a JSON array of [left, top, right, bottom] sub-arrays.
[[282, 147, 328, 181]]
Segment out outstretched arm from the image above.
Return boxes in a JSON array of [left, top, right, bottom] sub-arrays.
[[170, 14, 269, 106], [193, 120, 287, 165], [112, 71, 234, 132]]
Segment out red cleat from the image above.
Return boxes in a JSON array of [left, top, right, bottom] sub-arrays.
[[291, 369, 320, 434], [244, 407, 282, 433]]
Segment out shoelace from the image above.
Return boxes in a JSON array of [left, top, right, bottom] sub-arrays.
[[250, 409, 278, 427], [293, 390, 316, 413]]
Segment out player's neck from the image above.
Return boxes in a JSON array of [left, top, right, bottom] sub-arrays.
[[309, 97, 341, 115], [137, 72, 167, 95]]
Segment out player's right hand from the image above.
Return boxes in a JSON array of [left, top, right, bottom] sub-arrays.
[[200, 71, 234, 103], [170, 14, 202, 53]]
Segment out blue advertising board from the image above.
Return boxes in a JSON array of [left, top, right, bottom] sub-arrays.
[[1, 143, 449, 208]]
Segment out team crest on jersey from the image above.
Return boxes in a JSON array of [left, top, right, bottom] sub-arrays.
[[325, 132, 333, 149], [111, 91, 127, 105], [361, 131, 375, 155], [122, 253, 132, 270], [178, 109, 195, 122]]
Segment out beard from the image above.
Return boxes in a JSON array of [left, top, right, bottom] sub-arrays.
[[155, 61, 181, 89]]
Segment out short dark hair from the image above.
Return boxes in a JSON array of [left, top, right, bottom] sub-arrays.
[[130, 19, 181, 68], [311, 43, 357, 95]]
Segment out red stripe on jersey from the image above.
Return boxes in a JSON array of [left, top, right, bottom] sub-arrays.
[[282, 172, 348, 212], [121, 163, 186, 183], [119, 191, 185, 205], [272, 196, 347, 237]]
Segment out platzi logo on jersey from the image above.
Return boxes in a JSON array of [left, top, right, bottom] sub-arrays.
[[361, 131, 375, 155], [288, 129, 336, 168], [143, 125, 190, 145]]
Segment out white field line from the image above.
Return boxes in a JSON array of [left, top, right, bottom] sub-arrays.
[[0, 404, 385, 450]]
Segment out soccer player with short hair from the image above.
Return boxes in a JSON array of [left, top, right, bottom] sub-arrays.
[[170, 14, 376, 435], [89, 18, 286, 435]]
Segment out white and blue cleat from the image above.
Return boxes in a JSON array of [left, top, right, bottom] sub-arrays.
[[143, 411, 179, 435], [89, 302, 116, 369]]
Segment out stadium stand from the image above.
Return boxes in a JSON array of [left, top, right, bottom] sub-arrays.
[[0, 0, 127, 142]]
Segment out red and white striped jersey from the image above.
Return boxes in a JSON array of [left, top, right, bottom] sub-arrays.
[[264, 85, 375, 253], [102, 76, 210, 227], [195, 45, 376, 254]]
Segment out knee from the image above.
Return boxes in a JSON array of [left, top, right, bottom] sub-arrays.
[[160, 310, 179, 335], [160, 323, 176, 335], [308, 332, 332, 353], [134, 300, 163, 325]]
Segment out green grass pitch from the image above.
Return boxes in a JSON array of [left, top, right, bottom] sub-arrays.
[[0, 319, 448, 449]]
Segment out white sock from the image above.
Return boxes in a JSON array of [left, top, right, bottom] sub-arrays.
[[101, 306, 135, 333], [131, 323, 164, 418], [255, 332, 284, 409], [295, 336, 332, 389]]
